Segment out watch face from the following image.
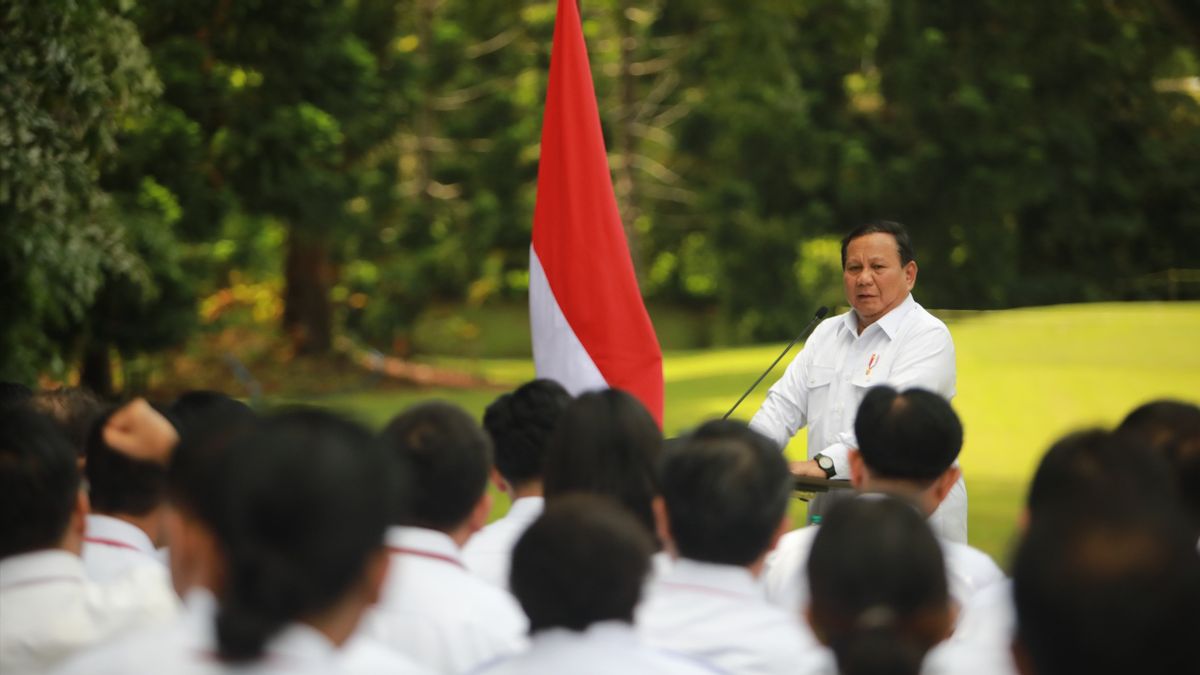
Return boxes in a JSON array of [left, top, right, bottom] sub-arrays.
[[817, 456, 834, 471]]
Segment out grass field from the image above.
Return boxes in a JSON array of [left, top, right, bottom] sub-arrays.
[[299, 302, 1200, 569]]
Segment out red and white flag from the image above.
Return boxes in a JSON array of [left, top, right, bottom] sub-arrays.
[[529, 0, 664, 425]]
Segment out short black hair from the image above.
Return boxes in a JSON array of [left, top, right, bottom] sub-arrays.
[[543, 389, 662, 535], [659, 419, 792, 566], [379, 401, 492, 531], [29, 387, 105, 456], [166, 395, 258, 527], [841, 220, 914, 268], [854, 386, 962, 482], [212, 409, 392, 663], [1013, 505, 1200, 675], [1117, 399, 1200, 535], [808, 496, 949, 675], [1026, 429, 1176, 521], [510, 494, 654, 633], [85, 408, 168, 517], [483, 379, 572, 487], [169, 390, 255, 442], [0, 405, 81, 558]]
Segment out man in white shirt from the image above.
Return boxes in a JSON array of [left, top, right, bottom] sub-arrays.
[[473, 494, 723, 675], [0, 405, 176, 674], [364, 402, 528, 673], [764, 387, 1003, 616], [81, 409, 172, 583], [639, 420, 817, 674], [749, 220, 965, 542], [463, 379, 571, 589]]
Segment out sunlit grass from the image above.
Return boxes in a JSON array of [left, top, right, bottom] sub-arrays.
[[298, 302, 1200, 568]]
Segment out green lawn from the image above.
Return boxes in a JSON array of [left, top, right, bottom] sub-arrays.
[[299, 302, 1200, 569]]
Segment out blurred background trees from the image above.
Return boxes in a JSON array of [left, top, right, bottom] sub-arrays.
[[3, 0, 1198, 390]]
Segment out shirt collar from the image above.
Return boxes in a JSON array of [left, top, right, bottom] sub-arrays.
[[264, 622, 340, 668], [506, 496, 545, 522], [842, 293, 917, 340], [0, 549, 86, 590], [657, 557, 763, 600], [85, 514, 156, 554], [385, 526, 462, 562], [532, 620, 638, 649]]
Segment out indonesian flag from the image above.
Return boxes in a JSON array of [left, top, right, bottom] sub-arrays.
[[529, 0, 664, 425]]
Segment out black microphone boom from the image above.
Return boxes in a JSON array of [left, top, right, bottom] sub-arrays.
[[722, 306, 830, 421]]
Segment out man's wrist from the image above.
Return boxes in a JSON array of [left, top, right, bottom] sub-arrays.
[[813, 453, 837, 479]]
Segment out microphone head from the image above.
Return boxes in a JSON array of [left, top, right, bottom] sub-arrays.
[[815, 306, 830, 320]]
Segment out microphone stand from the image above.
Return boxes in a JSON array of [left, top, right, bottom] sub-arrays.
[[722, 306, 829, 420]]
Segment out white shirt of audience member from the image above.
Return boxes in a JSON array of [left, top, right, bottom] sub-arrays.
[[468, 620, 727, 675], [462, 496, 544, 589], [762, 520, 1004, 618], [52, 588, 431, 675], [0, 549, 177, 675], [360, 526, 528, 673], [81, 514, 167, 583], [637, 557, 819, 675]]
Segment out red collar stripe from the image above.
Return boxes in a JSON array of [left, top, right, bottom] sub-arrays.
[[85, 536, 142, 552]]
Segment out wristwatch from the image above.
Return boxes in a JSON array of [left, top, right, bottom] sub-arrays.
[[814, 454, 836, 479]]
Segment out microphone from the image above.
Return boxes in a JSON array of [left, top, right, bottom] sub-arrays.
[[722, 306, 829, 420]]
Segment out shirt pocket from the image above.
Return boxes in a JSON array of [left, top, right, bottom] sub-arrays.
[[805, 365, 836, 422]]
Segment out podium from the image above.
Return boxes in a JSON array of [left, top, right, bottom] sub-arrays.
[[793, 476, 853, 502]]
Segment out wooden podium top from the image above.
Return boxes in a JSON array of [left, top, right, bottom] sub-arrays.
[[793, 476, 854, 493]]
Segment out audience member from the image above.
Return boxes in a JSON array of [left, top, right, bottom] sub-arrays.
[[1011, 505, 1200, 675], [0, 405, 175, 674], [804, 497, 955, 675], [1117, 399, 1200, 542], [29, 387, 104, 463], [80, 408, 171, 582], [472, 494, 721, 675], [463, 379, 571, 588], [364, 401, 527, 673], [638, 419, 816, 674], [765, 387, 1002, 613]]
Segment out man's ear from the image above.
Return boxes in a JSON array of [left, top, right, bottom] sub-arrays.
[[467, 490, 493, 534], [652, 496, 675, 556], [929, 465, 962, 509], [904, 260, 918, 290], [848, 449, 866, 489], [489, 467, 508, 494]]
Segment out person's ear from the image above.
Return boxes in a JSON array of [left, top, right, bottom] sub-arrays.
[[652, 496, 675, 556], [468, 490, 493, 534], [489, 467, 508, 494], [848, 449, 866, 489], [930, 465, 961, 508], [904, 260, 918, 290]]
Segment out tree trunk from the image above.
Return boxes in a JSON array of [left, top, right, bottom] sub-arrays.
[[283, 229, 334, 355], [79, 340, 114, 398]]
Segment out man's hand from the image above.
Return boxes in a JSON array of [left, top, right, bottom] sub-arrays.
[[103, 398, 179, 464], [789, 459, 827, 479]]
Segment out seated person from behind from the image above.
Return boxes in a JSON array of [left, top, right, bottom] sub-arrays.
[[471, 494, 722, 675], [638, 419, 817, 674]]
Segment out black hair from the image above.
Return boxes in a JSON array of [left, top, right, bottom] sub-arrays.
[[169, 390, 255, 442], [841, 220, 914, 268], [543, 389, 662, 536], [0, 405, 81, 558], [854, 386, 962, 482], [510, 493, 654, 633], [29, 386, 105, 456], [1117, 399, 1200, 535], [1012, 504, 1200, 675], [807, 497, 950, 675], [84, 407, 168, 517], [378, 401, 492, 531], [0, 381, 33, 408], [659, 419, 792, 566], [213, 409, 391, 663], [483, 379, 572, 487], [166, 396, 258, 527], [1026, 428, 1176, 521]]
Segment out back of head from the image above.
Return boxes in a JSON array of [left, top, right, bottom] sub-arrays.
[[543, 389, 662, 534], [85, 408, 168, 517], [0, 405, 80, 559], [841, 220, 915, 267], [483, 379, 571, 488], [1026, 428, 1176, 522], [213, 408, 391, 663], [854, 386, 962, 482], [169, 390, 255, 443], [659, 419, 791, 566], [1012, 505, 1200, 675], [379, 401, 492, 531], [807, 497, 950, 675], [1117, 399, 1200, 534], [510, 493, 654, 633], [166, 395, 257, 528], [29, 386, 104, 456]]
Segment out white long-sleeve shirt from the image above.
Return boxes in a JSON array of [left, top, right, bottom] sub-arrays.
[[81, 514, 166, 584], [637, 558, 819, 675], [462, 497, 544, 590], [361, 526, 528, 673], [748, 294, 967, 542]]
